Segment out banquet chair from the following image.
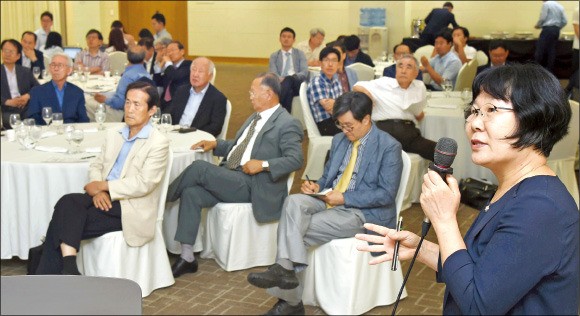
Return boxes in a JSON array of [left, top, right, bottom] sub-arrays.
[[454, 59, 478, 91], [291, 96, 306, 130], [346, 62, 375, 81], [413, 45, 434, 62], [402, 153, 428, 210], [200, 172, 295, 271], [475, 50, 489, 68], [547, 100, 579, 207], [298, 81, 333, 180], [300, 151, 411, 315], [77, 151, 175, 298], [216, 100, 232, 140], [210, 66, 217, 85], [1, 275, 141, 315], [44, 55, 51, 69], [108, 51, 127, 75]]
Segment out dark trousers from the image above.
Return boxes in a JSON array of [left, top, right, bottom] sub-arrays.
[[566, 49, 579, 93], [36, 193, 122, 275], [534, 26, 561, 73], [279, 75, 303, 113], [316, 118, 341, 136], [375, 120, 437, 161], [419, 32, 435, 46]]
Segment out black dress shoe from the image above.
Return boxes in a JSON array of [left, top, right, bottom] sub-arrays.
[[247, 264, 299, 289], [264, 299, 305, 316], [171, 258, 198, 278]]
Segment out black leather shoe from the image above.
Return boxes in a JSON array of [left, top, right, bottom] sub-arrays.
[[247, 264, 299, 289], [171, 258, 198, 278], [264, 299, 305, 316]]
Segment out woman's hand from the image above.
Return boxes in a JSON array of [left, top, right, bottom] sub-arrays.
[[355, 223, 422, 264], [419, 171, 461, 227]]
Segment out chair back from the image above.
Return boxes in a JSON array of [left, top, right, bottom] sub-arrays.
[[210, 66, 217, 85], [1, 275, 142, 315], [549, 100, 580, 161], [454, 59, 478, 91], [413, 45, 434, 62], [286, 171, 295, 194], [43, 55, 51, 69], [346, 62, 375, 82], [156, 149, 173, 221], [475, 50, 489, 67], [299, 82, 322, 139], [108, 51, 127, 75], [216, 100, 232, 140], [397, 151, 412, 217]]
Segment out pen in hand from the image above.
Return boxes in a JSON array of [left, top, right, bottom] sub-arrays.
[[391, 216, 403, 271]]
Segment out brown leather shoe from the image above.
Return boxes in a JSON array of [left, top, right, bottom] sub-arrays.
[[247, 264, 299, 289], [264, 299, 305, 315]]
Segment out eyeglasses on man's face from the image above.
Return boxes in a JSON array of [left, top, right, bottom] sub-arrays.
[[49, 63, 67, 70], [464, 103, 514, 123], [335, 121, 355, 132], [321, 58, 339, 64]]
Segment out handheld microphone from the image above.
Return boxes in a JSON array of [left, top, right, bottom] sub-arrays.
[[422, 137, 457, 236]]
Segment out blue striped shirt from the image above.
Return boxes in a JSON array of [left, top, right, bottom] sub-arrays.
[[536, 1, 567, 28], [307, 72, 343, 123], [331, 129, 371, 191]]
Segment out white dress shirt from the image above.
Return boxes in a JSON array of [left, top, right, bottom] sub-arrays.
[[179, 84, 209, 126], [34, 28, 48, 51], [4, 65, 21, 98]]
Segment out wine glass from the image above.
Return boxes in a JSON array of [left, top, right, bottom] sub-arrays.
[[71, 129, 84, 154], [9, 113, 22, 129], [442, 78, 453, 98], [15, 125, 29, 149], [32, 67, 41, 80], [64, 125, 76, 154], [42, 107, 53, 128], [95, 104, 107, 131], [52, 113, 64, 134], [23, 118, 36, 130], [42, 69, 50, 81], [151, 107, 161, 126], [461, 88, 472, 105], [24, 126, 42, 149], [160, 113, 172, 133]]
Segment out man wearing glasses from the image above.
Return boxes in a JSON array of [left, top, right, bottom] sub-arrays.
[[27, 53, 89, 124], [247, 91, 402, 315], [354, 53, 437, 161]]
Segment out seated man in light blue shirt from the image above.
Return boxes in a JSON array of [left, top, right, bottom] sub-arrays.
[[89, 45, 151, 122], [419, 29, 462, 91]]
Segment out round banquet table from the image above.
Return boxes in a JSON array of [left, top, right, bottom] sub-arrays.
[[1, 122, 215, 259]]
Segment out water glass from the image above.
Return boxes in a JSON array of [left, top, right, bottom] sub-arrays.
[[461, 88, 472, 105], [32, 67, 41, 80], [25, 126, 42, 149], [16, 125, 28, 149], [42, 69, 50, 80], [442, 78, 453, 97], [160, 113, 172, 133], [64, 125, 76, 154], [42, 107, 53, 127], [23, 118, 36, 129], [95, 106, 107, 131], [151, 107, 161, 126], [9, 113, 22, 129], [52, 113, 64, 134], [71, 129, 84, 154]]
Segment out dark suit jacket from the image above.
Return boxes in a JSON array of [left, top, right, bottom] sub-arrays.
[[27, 81, 89, 124], [168, 83, 227, 137], [354, 51, 375, 67], [1, 64, 39, 126], [318, 124, 402, 230], [476, 61, 512, 75], [423, 8, 458, 36], [16, 49, 45, 78], [153, 59, 192, 110], [144, 52, 157, 75], [215, 106, 304, 222]]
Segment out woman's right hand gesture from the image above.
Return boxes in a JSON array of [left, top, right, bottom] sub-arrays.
[[355, 223, 422, 265]]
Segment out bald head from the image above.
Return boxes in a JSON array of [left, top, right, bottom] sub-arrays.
[[127, 45, 146, 64]]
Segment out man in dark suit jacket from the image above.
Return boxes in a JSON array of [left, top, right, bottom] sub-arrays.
[[476, 40, 511, 75], [344, 35, 375, 67], [1, 39, 39, 128], [166, 73, 304, 278], [168, 57, 227, 137], [247, 91, 403, 315], [138, 37, 157, 76], [27, 53, 89, 124], [420, 2, 458, 46], [17, 31, 45, 78], [153, 41, 191, 111]]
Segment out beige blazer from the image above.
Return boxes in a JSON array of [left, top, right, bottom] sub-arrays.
[[89, 126, 169, 246]]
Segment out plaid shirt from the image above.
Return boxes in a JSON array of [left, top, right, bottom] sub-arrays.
[[307, 72, 343, 123], [74, 50, 110, 72]]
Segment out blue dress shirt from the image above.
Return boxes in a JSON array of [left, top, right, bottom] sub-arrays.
[[179, 84, 209, 126], [107, 123, 153, 181], [105, 64, 151, 110], [429, 52, 462, 90]]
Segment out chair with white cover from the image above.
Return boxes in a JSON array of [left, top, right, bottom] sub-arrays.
[[300, 151, 411, 315], [291, 96, 306, 130], [413, 45, 434, 62], [402, 153, 428, 210], [346, 62, 375, 82], [475, 50, 489, 68], [216, 100, 232, 141], [454, 59, 478, 91], [200, 172, 295, 271], [299, 82, 333, 180], [108, 51, 127, 75], [547, 100, 579, 207], [1, 275, 141, 315], [44, 55, 51, 70], [210, 66, 217, 85], [77, 151, 175, 297]]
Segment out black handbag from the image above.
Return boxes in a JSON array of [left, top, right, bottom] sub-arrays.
[[459, 178, 498, 210]]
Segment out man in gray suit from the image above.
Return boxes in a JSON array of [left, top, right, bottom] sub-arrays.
[[247, 91, 403, 315], [269, 27, 309, 113], [166, 72, 304, 278]]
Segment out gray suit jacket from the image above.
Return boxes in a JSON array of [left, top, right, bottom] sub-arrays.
[[269, 49, 309, 82], [215, 106, 304, 222], [318, 124, 402, 229], [1, 64, 39, 124]]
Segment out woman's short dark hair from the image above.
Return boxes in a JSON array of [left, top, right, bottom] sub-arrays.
[[319, 47, 341, 62], [125, 81, 159, 110], [472, 63, 571, 157], [45, 32, 62, 49], [138, 28, 154, 40], [1, 39, 22, 55], [332, 91, 373, 121]]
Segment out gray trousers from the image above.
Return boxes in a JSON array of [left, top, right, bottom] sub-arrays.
[[267, 194, 365, 304], [166, 160, 252, 245]]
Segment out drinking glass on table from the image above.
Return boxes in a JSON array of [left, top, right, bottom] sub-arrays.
[[23, 118, 36, 129], [9, 113, 22, 129], [15, 125, 28, 149], [32, 67, 41, 80], [441, 78, 453, 97], [52, 113, 64, 134], [42, 107, 53, 128], [71, 129, 84, 154], [24, 125, 42, 149], [83, 66, 91, 79], [64, 125, 76, 154], [461, 88, 472, 105], [42, 69, 50, 81], [151, 107, 161, 126], [95, 104, 107, 131], [160, 113, 172, 133]]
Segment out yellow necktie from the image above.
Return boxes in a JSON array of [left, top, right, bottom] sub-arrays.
[[327, 140, 360, 208]]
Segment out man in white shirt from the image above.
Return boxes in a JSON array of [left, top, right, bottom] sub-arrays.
[[354, 54, 437, 161], [452, 26, 476, 64], [151, 12, 172, 40], [295, 28, 326, 67], [34, 11, 53, 51]]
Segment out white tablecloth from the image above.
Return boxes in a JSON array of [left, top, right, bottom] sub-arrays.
[[1, 122, 215, 259], [420, 91, 497, 184]]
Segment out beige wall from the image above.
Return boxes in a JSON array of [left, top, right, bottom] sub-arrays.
[[64, 1, 119, 48]]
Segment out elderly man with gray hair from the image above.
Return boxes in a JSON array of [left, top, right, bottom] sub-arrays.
[[88, 45, 151, 122], [354, 53, 437, 161], [296, 27, 326, 66]]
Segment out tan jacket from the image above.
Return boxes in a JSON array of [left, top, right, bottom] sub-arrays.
[[89, 126, 169, 246]]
